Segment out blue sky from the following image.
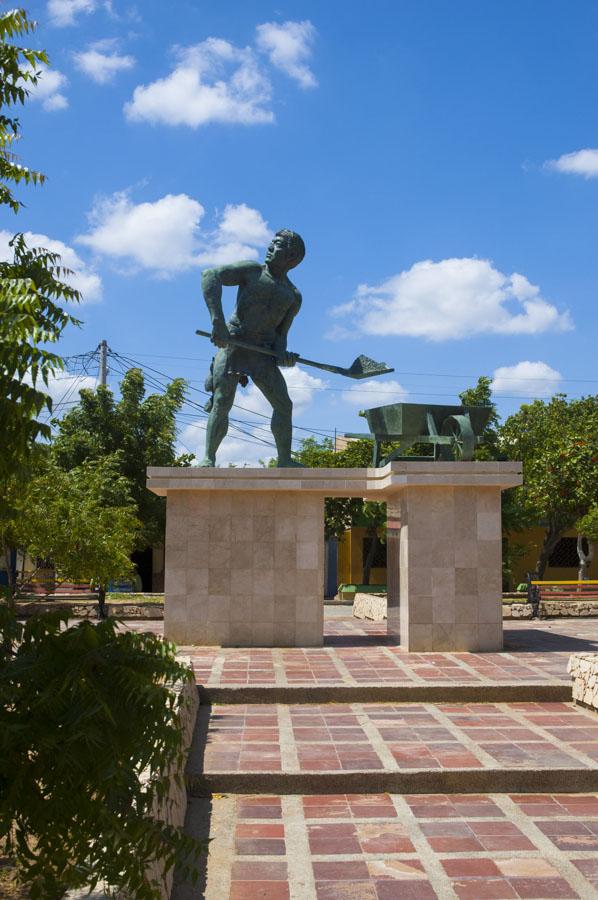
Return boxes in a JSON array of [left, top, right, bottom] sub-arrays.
[[4, 0, 598, 463]]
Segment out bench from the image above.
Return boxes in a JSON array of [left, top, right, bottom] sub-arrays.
[[529, 581, 598, 617]]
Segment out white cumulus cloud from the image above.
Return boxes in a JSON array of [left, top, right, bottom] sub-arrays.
[[545, 148, 598, 179], [237, 365, 325, 419], [0, 230, 102, 303], [491, 361, 562, 398], [47, 0, 97, 27], [342, 379, 408, 408], [25, 370, 98, 410], [77, 192, 204, 273], [331, 258, 572, 341], [255, 20, 317, 88], [74, 40, 135, 84], [124, 38, 273, 128], [76, 191, 271, 275], [217, 203, 271, 246], [28, 68, 68, 111]]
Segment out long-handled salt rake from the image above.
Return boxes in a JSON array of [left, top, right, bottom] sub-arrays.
[[195, 329, 393, 380]]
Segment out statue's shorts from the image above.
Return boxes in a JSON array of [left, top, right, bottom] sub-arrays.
[[204, 339, 291, 415], [212, 344, 278, 387]]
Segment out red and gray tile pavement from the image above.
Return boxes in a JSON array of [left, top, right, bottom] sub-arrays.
[[187, 700, 598, 794], [143, 614, 598, 897], [173, 792, 598, 898], [122, 616, 598, 697]]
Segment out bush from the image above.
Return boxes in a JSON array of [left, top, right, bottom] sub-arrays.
[[0, 608, 203, 898]]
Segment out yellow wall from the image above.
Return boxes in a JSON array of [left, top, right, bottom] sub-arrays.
[[339, 524, 588, 588], [507, 526, 582, 585], [337, 527, 386, 586]]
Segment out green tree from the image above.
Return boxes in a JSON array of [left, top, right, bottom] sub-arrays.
[[500, 394, 598, 578], [19, 456, 140, 617], [0, 609, 204, 898], [0, 11, 80, 483], [458, 375, 533, 587], [0, 446, 50, 605], [0, 9, 46, 213], [51, 369, 189, 548], [459, 375, 500, 460], [293, 436, 386, 583]]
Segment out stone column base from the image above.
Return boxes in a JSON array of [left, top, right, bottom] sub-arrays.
[[387, 486, 504, 652], [158, 487, 324, 647]]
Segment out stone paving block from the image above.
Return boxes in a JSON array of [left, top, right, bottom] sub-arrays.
[[122, 617, 598, 695], [189, 700, 598, 793], [172, 792, 598, 900]]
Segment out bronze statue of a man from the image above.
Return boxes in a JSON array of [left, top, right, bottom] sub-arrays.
[[199, 229, 305, 467]]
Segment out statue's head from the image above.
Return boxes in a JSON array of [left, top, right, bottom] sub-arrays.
[[265, 229, 305, 271]]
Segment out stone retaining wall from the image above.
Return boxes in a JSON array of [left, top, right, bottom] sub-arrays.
[[502, 603, 534, 619], [15, 600, 165, 619], [66, 656, 198, 900], [354, 595, 598, 622], [568, 654, 598, 711], [352, 592, 388, 621], [541, 600, 598, 618], [141, 655, 199, 899]]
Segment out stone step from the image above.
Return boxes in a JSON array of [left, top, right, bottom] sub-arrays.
[[186, 700, 598, 797], [172, 791, 598, 899], [198, 683, 572, 705]]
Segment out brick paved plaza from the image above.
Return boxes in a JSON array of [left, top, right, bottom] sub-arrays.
[[155, 613, 598, 898]]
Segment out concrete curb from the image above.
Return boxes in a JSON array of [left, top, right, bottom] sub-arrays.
[[187, 767, 598, 796], [197, 682, 572, 705]]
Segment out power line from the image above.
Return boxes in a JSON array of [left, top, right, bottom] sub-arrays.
[[117, 349, 598, 385], [108, 353, 276, 452], [110, 350, 332, 444]]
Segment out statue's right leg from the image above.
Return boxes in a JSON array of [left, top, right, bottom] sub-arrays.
[[198, 353, 237, 466]]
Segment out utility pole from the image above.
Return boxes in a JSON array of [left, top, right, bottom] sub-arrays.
[[98, 339, 108, 387]]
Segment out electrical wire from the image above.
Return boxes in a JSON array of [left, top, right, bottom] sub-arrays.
[[117, 349, 598, 385], [107, 353, 275, 452]]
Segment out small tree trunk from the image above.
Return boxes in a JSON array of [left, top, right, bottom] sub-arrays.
[[577, 534, 594, 582], [363, 528, 378, 586], [534, 524, 562, 580], [97, 583, 107, 619], [2, 539, 16, 611]]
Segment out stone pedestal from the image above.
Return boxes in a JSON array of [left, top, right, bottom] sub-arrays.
[[387, 486, 503, 652], [158, 487, 323, 647], [148, 462, 521, 649]]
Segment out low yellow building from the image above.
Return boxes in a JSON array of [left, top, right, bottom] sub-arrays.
[[507, 526, 584, 585], [337, 526, 387, 587], [337, 524, 587, 589]]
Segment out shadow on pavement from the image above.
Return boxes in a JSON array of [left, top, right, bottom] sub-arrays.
[[504, 627, 598, 653]]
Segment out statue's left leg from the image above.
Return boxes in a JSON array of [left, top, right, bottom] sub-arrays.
[[252, 367, 303, 467]]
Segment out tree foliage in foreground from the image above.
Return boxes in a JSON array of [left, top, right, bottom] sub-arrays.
[[0, 8, 46, 213], [52, 369, 190, 548], [0, 10, 80, 482], [0, 610, 204, 899]]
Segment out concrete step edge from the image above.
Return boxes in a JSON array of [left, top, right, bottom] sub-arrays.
[[197, 683, 572, 705], [187, 767, 598, 796]]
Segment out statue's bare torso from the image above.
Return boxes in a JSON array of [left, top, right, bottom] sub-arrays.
[[227, 262, 301, 345]]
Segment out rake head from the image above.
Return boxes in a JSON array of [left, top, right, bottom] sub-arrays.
[[347, 355, 394, 379]]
